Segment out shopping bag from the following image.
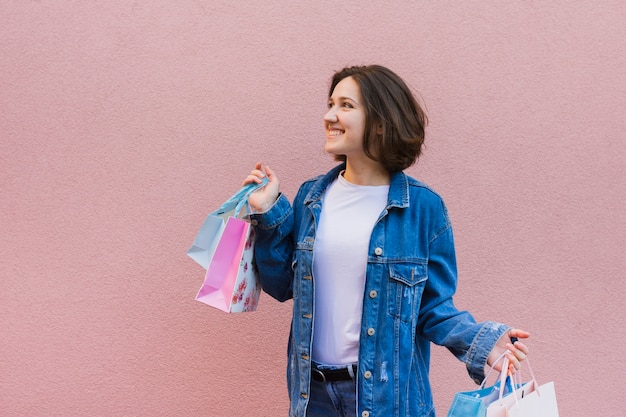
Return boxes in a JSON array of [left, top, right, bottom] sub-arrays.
[[195, 217, 260, 312], [187, 177, 268, 269], [507, 381, 558, 416], [187, 177, 268, 312], [447, 352, 522, 417], [506, 359, 559, 417], [485, 380, 535, 417], [486, 356, 559, 417], [446, 381, 509, 417]]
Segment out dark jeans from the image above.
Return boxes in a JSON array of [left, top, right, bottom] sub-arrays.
[[306, 364, 357, 417]]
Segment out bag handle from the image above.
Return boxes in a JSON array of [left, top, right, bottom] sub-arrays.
[[480, 350, 510, 389], [214, 176, 269, 219], [497, 356, 511, 400], [496, 353, 540, 405], [484, 335, 528, 391]]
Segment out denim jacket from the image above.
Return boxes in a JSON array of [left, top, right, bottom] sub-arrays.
[[250, 164, 509, 417]]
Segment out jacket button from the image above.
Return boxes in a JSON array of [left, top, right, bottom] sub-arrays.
[[303, 314, 312, 319], [374, 247, 383, 256], [250, 219, 258, 226], [363, 370, 372, 379], [367, 328, 375, 336], [361, 411, 370, 417], [369, 290, 377, 298]]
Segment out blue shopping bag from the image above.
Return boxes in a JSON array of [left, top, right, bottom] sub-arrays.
[[187, 177, 268, 269], [447, 352, 522, 417], [447, 379, 517, 417]]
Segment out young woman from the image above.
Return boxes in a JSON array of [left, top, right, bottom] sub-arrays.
[[244, 65, 529, 417]]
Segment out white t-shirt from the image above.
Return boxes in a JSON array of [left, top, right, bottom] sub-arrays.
[[311, 172, 389, 365]]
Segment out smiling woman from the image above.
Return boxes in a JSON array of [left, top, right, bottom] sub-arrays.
[[242, 65, 529, 417], [0, 1, 622, 415], [323, 77, 368, 172], [325, 65, 427, 179]]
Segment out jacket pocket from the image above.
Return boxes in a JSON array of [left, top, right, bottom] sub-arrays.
[[387, 263, 428, 323]]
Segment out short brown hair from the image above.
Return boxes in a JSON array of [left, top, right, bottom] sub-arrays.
[[329, 65, 428, 172]]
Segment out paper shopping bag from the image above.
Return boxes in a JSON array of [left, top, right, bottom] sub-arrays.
[[447, 380, 517, 417], [187, 177, 267, 270], [186, 210, 226, 270], [507, 380, 559, 417], [195, 217, 261, 312], [485, 380, 535, 417], [448, 351, 523, 417], [187, 177, 268, 313], [487, 355, 559, 417]]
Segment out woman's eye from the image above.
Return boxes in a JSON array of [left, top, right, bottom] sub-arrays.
[[342, 102, 353, 108]]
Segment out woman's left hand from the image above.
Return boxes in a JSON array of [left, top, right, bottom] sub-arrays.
[[487, 328, 530, 375]]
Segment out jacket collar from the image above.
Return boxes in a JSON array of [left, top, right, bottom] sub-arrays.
[[304, 163, 410, 209]]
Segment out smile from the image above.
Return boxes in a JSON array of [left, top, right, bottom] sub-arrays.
[[327, 129, 344, 136]]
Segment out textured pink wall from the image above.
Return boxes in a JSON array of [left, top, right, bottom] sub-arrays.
[[1, 1, 624, 416]]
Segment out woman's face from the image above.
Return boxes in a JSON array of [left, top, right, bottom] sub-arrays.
[[323, 76, 367, 160]]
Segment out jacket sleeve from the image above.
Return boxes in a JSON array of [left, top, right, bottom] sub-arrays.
[[249, 193, 296, 302], [417, 206, 510, 384]]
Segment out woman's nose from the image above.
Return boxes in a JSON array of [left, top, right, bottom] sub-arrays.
[[324, 107, 338, 122]]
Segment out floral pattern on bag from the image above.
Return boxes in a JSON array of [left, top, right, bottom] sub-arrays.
[[230, 226, 261, 312]]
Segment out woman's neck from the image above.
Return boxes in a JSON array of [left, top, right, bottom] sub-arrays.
[[343, 159, 391, 186]]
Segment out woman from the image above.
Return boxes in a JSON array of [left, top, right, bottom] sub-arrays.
[[244, 65, 529, 417]]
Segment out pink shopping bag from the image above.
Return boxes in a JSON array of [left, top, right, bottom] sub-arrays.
[[195, 216, 261, 312]]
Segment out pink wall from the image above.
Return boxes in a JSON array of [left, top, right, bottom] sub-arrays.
[[1, 1, 624, 416]]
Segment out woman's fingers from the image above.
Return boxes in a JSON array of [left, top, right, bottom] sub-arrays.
[[504, 339, 529, 373], [242, 174, 263, 185], [242, 162, 280, 213], [508, 329, 531, 340], [487, 329, 531, 375], [514, 340, 529, 355], [506, 342, 528, 359], [242, 162, 269, 185], [505, 349, 522, 371]]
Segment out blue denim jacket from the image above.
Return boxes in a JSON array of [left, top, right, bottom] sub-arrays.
[[250, 164, 509, 417]]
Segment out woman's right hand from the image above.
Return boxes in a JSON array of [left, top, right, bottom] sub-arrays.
[[242, 162, 280, 213]]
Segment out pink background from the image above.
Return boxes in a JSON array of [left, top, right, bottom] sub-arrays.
[[1, 1, 624, 416]]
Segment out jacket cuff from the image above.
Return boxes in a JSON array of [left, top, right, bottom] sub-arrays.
[[466, 322, 510, 384], [249, 193, 291, 229]]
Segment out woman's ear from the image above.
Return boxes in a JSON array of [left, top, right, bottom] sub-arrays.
[[377, 124, 384, 135]]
